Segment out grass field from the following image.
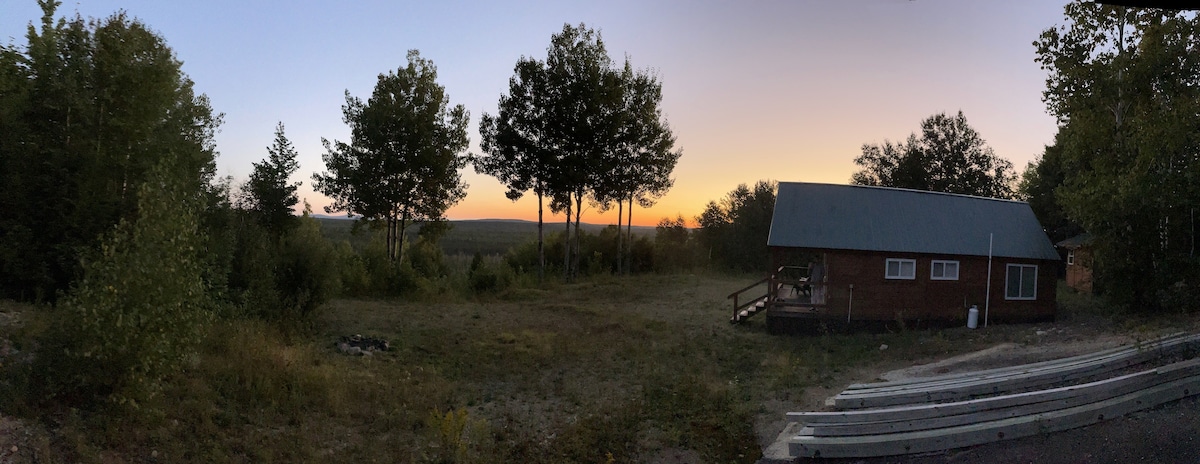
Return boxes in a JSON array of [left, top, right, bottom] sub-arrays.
[[0, 277, 1183, 463]]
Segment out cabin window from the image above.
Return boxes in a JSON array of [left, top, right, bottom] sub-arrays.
[[1067, 250, 1075, 266], [1005, 264, 1038, 300], [930, 260, 959, 280], [885, 258, 916, 280]]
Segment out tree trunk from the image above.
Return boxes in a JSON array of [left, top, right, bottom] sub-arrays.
[[537, 190, 545, 283], [563, 197, 572, 282], [572, 191, 583, 280], [397, 212, 409, 264], [616, 198, 624, 275], [386, 216, 396, 262], [626, 197, 634, 275]]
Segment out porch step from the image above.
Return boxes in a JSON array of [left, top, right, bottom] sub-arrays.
[[731, 298, 769, 324]]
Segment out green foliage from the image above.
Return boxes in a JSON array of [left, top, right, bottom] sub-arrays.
[[477, 23, 680, 281], [242, 122, 301, 236], [226, 215, 281, 317], [314, 49, 470, 264], [1017, 136, 1084, 245], [503, 228, 656, 278], [696, 181, 777, 272], [218, 209, 339, 322], [653, 215, 701, 272], [851, 111, 1016, 198], [37, 162, 211, 406], [469, 253, 516, 294], [0, 3, 221, 301], [274, 215, 341, 319], [1036, 2, 1200, 311]]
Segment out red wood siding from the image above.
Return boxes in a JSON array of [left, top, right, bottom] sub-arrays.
[[1065, 247, 1094, 294], [772, 248, 1057, 323]]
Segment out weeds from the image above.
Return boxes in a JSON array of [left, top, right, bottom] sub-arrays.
[[0, 274, 1147, 463]]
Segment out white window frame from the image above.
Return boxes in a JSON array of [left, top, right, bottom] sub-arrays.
[[1005, 264, 1038, 300], [1067, 250, 1075, 266], [885, 258, 916, 280], [930, 260, 959, 281]]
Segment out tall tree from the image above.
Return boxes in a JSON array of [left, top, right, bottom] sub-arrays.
[[1036, 2, 1200, 310], [478, 24, 680, 280], [479, 23, 638, 281], [593, 61, 682, 275], [242, 122, 301, 236], [1017, 136, 1083, 245], [695, 180, 777, 272], [851, 111, 1016, 198], [0, 1, 221, 300], [313, 50, 470, 264], [542, 24, 617, 280], [477, 58, 554, 281]]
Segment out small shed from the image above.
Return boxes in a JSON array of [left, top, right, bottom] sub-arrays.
[[734, 182, 1059, 331], [1056, 233, 1093, 294]]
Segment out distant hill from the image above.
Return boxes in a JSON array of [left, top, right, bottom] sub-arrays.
[[316, 217, 656, 256]]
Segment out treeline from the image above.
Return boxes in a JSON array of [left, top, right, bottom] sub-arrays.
[[1020, 3, 1200, 312], [843, 2, 1200, 314], [0, 4, 750, 409]]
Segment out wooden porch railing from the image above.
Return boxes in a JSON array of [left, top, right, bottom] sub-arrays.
[[727, 266, 789, 321], [727, 265, 817, 323]]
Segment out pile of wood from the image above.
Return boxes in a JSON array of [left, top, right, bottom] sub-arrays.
[[784, 333, 1200, 459]]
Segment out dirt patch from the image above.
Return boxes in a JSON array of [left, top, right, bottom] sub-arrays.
[[0, 416, 33, 463]]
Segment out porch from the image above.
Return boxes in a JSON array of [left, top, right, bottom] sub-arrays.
[[727, 266, 829, 323]]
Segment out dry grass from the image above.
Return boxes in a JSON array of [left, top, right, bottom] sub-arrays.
[[2, 275, 1181, 463]]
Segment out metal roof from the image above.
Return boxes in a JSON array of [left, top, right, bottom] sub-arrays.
[[767, 182, 1060, 260], [1055, 233, 1092, 249]]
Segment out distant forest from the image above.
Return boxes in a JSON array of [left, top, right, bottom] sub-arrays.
[[317, 218, 655, 256]]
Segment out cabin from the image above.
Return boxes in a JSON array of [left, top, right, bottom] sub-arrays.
[[728, 182, 1060, 332], [1056, 233, 1093, 294]]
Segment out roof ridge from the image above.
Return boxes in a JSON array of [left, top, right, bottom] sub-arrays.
[[779, 181, 1028, 206]]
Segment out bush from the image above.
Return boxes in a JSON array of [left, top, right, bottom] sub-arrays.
[[468, 253, 515, 294], [335, 240, 371, 295], [226, 215, 280, 318], [37, 163, 212, 406], [274, 215, 341, 319], [652, 216, 701, 273]]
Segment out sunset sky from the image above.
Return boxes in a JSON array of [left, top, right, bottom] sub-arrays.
[[0, 0, 1068, 226]]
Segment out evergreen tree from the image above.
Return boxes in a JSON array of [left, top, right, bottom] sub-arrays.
[[696, 181, 777, 272], [243, 122, 301, 236]]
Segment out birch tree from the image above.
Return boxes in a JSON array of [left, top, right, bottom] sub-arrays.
[[313, 50, 470, 264]]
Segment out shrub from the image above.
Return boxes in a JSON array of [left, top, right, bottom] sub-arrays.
[[38, 163, 212, 406], [335, 240, 371, 296], [226, 215, 280, 318], [468, 253, 515, 294], [275, 215, 341, 319]]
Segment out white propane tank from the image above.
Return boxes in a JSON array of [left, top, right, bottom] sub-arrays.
[[967, 305, 979, 329]]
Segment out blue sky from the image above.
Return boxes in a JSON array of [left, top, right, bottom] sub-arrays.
[[0, 0, 1068, 225]]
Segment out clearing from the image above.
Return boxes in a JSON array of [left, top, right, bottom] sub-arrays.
[[1, 275, 1196, 463]]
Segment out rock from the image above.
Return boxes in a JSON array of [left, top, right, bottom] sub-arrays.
[[336, 334, 391, 355], [880, 344, 889, 351]]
